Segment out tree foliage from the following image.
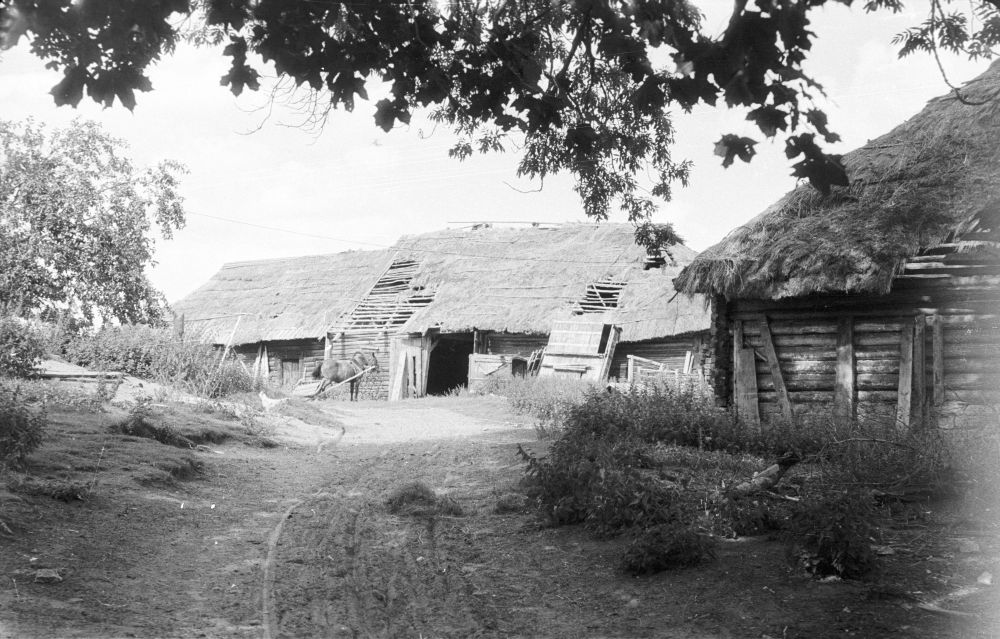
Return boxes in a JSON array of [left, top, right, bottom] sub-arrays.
[[0, 119, 186, 325], [0, 0, 995, 219]]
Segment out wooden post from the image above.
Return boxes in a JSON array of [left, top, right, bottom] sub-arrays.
[[759, 316, 793, 426], [896, 321, 914, 429], [913, 315, 927, 428], [173, 313, 185, 341], [733, 321, 760, 429], [932, 314, 945, 407], [833, 315, 855, 424]]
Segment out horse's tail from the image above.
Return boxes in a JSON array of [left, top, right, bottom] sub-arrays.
[[311, 361, 323, 379]]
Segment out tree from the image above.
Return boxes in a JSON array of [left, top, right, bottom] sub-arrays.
[[0, 118, 186, 325], [0, 0, 994, 225]]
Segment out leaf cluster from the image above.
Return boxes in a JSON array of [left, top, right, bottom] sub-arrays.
[[0, 316, 44, 378], [0, 119, 186, 326], [4, 0, 994, 214], [0, 384, 46, 469]]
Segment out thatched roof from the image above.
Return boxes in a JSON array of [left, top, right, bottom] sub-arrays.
[[674, 60, 1000, 300], [395, 224, 710, 341], [172, 250, 392, 345]]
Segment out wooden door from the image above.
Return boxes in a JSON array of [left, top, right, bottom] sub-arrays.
[[280, 358, 301, 388]]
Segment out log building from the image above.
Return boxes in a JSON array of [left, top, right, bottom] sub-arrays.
[[675, 61, 1000, 430]]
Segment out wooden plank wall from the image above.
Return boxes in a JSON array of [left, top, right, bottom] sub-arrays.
[[730, 299, 1000, 429], [486, 333, 549, 357], [610, 335, 705, 381], [234, 339, 325, 389]]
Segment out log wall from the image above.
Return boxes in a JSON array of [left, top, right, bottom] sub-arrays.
[[725, 248, 1000, 429]]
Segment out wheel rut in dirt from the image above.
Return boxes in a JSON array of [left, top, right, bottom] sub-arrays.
[[268, 447, 499, 639]]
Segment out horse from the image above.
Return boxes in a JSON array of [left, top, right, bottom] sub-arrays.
[[311, 351, 378, 401]]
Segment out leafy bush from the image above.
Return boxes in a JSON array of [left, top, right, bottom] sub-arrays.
[[622, 524, 717, 575], [0, 385, 45, 468], [482, 375, 594, 433], [784, 491, 878, 579], [0, 316, 45, 378], [61, 324, 256, 397]]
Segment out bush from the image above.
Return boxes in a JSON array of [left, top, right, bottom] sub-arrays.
[[483, 376, 594, 433], [783, 491, 878, 579], [0, 385, 45, 468], [622, 524, 717, 575], [0, 317, 45, 378], [61, 324, 256, 397]]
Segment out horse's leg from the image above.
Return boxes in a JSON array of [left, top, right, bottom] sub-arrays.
[[350, 380, 357, 401], [312, 377, 330, 400]]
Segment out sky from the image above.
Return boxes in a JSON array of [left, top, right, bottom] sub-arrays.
[[0, 2, 989, 304]]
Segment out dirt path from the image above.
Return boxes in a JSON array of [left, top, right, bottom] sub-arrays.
[[1, 396, 995, 638]]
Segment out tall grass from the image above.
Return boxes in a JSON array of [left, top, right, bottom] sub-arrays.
[[0, 384, 46, 469], [480, 375, 594, 435], [60, 324, 257, 398], [517, 380, 958, 577]]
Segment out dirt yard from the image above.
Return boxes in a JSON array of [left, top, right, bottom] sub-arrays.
[[0, 393, 997, 638]]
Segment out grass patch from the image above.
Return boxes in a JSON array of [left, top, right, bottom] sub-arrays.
[[622, 524, 717, 575], [385, 481, 464, 517], [518, 383, 954, 578], [7, 476, 95, 502]]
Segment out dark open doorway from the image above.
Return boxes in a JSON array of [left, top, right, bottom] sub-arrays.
[[426, 334, 474, 395]]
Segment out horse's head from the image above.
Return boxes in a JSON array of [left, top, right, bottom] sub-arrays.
[[369, 351, 380, 372]]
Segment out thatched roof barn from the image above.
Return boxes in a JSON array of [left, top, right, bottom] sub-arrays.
[[377, 224, 711, 396], [675, 61, 1000, 429], [172, 250, 392, 389], [173, 250, 392, 344], [174, 224, 711, 397]]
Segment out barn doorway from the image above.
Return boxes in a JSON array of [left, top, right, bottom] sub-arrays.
[[426, 334, 474, 395]]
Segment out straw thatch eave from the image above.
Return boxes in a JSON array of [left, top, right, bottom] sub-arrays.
[[172, 250, 392, 345], [674, 60, 1000, 300]]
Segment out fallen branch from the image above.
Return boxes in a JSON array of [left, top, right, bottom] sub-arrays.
[[728, 452, 800, 497]]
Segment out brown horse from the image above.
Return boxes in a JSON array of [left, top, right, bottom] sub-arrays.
[[311, 351, 378, 401]]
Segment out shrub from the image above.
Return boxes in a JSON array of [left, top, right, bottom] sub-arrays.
[[484, 376, 594, 433], [0, 317, 45, 378], [622, 524, 717, 575], [61, 324, 257, 397], [0, 385, 45, 468], [783, 491, 878, 579]]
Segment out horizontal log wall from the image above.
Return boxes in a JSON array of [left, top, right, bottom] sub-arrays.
[[728, 255, 1000, 429], [485, 333, 549, 357]]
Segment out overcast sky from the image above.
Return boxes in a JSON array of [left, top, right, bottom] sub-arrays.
[[0, 2, 987, 304]]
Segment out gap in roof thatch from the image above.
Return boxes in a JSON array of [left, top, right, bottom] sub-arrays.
[[327, 257, 435, 335], [574, 277, 628, 314]]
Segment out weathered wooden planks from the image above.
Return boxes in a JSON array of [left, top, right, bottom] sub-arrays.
[[896, 321, 914, 429], [913, 315, 927, 428], [932, 315, 945, 406], [758, 316, 794, 424], [833, 316, 855, 423], [733, 321, 760, 429]]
